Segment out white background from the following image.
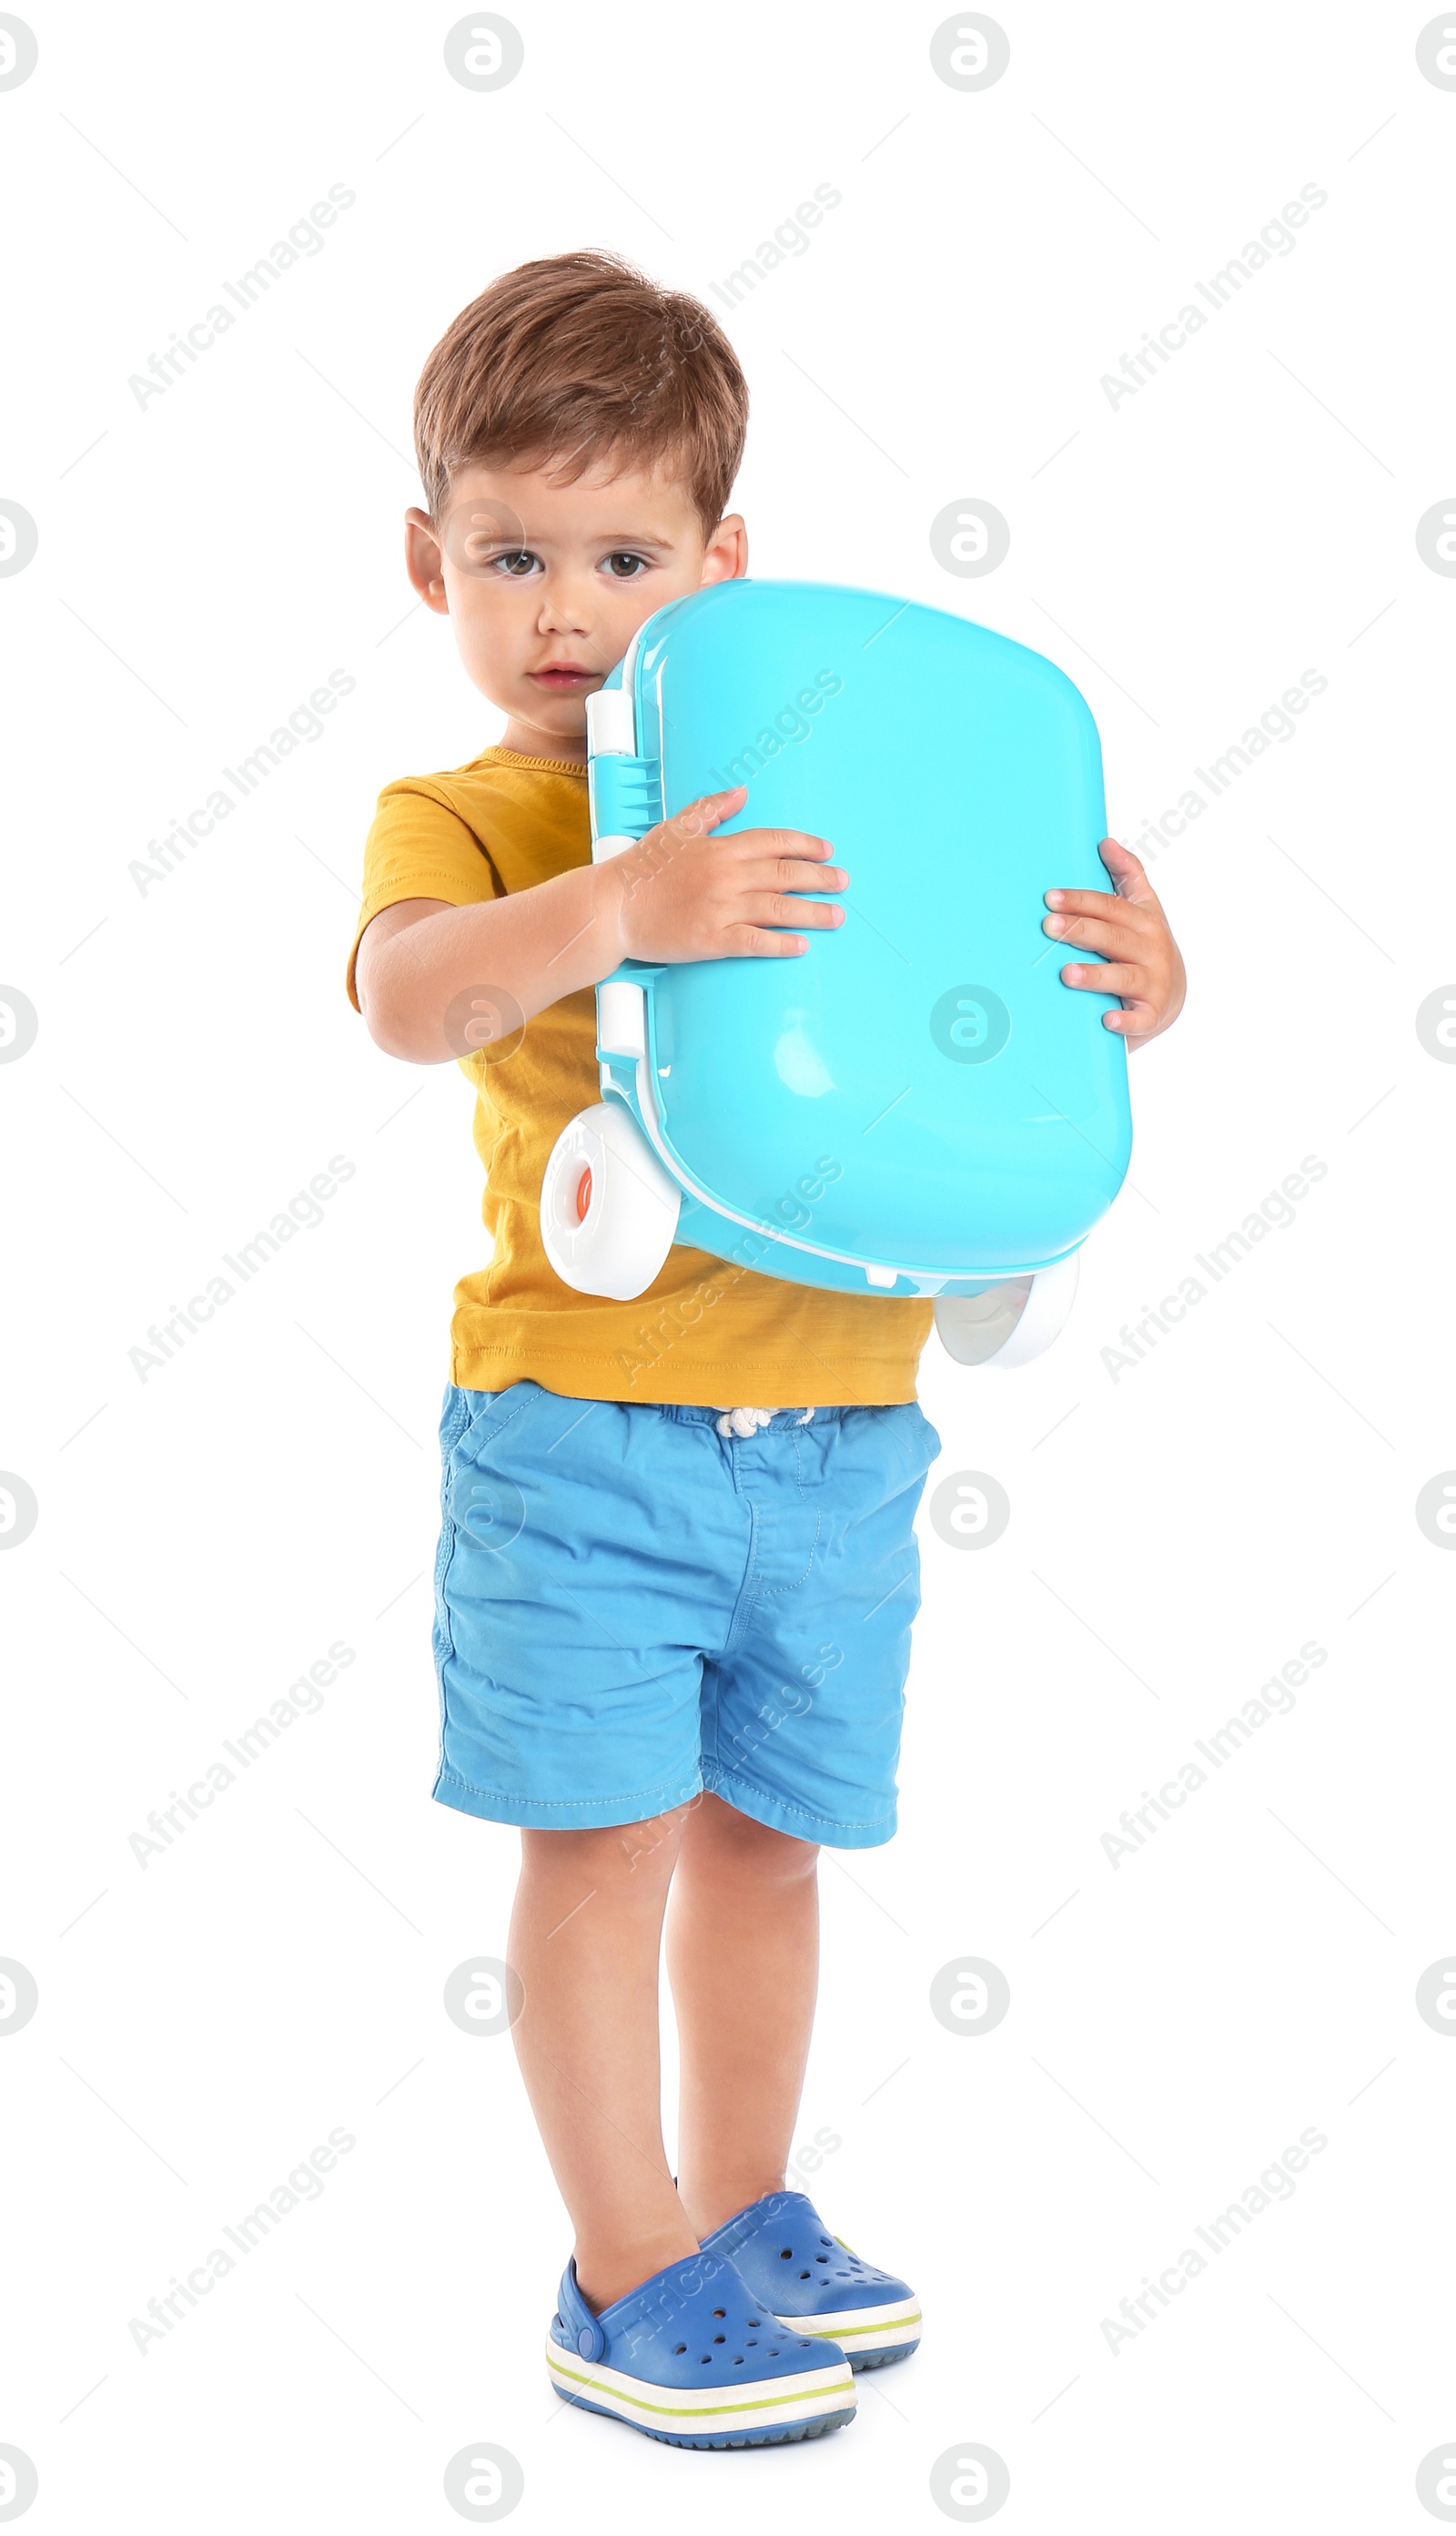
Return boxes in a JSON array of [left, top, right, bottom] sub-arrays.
[[3, 2, 1454, 2527]]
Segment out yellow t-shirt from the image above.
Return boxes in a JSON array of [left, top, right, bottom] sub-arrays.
[[347, 745, 932, 1406]]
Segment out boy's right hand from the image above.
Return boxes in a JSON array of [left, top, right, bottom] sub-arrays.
[[609, 785, 848, 964]]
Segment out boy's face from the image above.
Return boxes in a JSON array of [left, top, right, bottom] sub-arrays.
[[405, 458, 747, 761]]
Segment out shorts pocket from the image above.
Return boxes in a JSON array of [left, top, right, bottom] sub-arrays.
[[450, 1381, 539, 1465], [439, 1384, 474, 1458], [873, 1399, 942, 1480], [911, 1401, 943, 1466]]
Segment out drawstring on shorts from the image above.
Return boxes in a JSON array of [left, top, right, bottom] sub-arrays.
[[713, 1405, 818, 1438]]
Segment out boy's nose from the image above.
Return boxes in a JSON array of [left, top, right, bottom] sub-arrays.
[[536, 577, 594, 636]]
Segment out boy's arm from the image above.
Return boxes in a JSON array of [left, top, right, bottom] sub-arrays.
[[358, 781, 857, 1060], [357, 867, 618, 1062], [356, 785, 848, 1063], [1043, 838, 1186, 1052]]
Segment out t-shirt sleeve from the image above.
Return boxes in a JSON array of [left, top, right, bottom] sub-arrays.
[[345, 778, 503, 1010]]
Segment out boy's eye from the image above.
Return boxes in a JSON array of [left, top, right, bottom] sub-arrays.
[[602, 552, 647, 579], [490, 549, 539, 577]]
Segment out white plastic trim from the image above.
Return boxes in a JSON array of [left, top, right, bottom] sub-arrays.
[[592, 831, 637, 863], [598, 980, 646, 1059], [933, 1280, 1033, 1366], [586, 687, 636, 756], [987, 1253, 1079, 1367], [935, 1254, 1080, 1371], [540, 1102, 681, 1301]]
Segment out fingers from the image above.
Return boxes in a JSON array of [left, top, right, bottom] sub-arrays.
[[678, 806, 835, 859], [672, 784, 748, 837], [773, 857, 848, 894], [663, 812, 845, 894], [1100, 1000, 1160, 1037], [1057, 959, 1145, 999], [1044, 908, 1146, 960], [1045, 887, 1124, 921], [1047, 849, 1186, 1050], [723, 827, 841, 883], [1058, 955, 1178, 1051], [739, 892, 844, 930], [724, 924, 810, 958], [1095, 837, 1161, 905], [747, 826, 838, 860], [1055, 949, 1162, 1036], [1045, 885, 1159, 932]]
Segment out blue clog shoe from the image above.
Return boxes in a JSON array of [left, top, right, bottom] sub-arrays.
[[546, 2247, 857, 2447], [698, 2191, 921, 2369]]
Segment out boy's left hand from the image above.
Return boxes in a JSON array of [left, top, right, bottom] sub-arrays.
[[1043, 837, 1186, 1052]]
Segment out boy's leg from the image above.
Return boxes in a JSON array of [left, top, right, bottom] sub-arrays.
[[508, 1808, 702, 2312], [665, 1793, 821, 2241]]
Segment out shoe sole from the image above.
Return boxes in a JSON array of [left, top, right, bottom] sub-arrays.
[[774, 2298, 922, 2369], [545, 2338, 857, 2447]]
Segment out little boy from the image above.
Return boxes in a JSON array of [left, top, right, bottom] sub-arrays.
[[349, 251, 1185, 2450]]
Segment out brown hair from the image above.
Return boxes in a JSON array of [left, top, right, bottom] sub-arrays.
[[413, 251, 748, 533]]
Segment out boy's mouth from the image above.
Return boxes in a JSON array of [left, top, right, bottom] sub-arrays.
[[530, 664, 598, 691]]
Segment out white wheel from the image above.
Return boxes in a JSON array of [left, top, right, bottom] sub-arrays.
[[935, 1254, 1079, 1370], [540, 1102, 681, 1301]]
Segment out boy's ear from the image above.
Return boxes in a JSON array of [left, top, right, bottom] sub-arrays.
[[405, 508, 450, 614], [700, 511, 747, 586]]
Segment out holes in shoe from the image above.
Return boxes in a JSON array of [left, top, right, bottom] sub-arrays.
[[798, 2270, 811, 2279], [712, 2306, 726, 2318], [779, 2247, 793, 2259], [673, 2343, 687, 2355], [815, 2256, 828, 2265], [713, 2334, 725, 2344], [733, 2355, 743, 2365]]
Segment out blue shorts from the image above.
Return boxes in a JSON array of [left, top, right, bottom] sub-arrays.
[[430, 1382, 941, 1850]]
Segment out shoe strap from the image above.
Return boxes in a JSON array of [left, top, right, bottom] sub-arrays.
[[556, 2257, 607, 2361]]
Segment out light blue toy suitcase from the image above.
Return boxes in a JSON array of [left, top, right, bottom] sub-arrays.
[[540, 578, 1131, 1368]]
